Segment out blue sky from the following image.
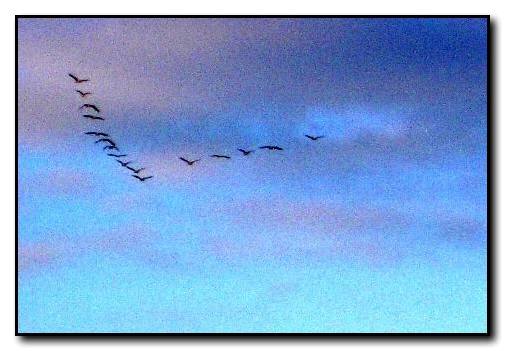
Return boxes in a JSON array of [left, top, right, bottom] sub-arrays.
[[18, 17, 487, 333]]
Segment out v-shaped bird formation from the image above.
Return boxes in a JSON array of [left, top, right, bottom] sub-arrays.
[[69, 73, 154, 182], [70, 72, 325, 182]]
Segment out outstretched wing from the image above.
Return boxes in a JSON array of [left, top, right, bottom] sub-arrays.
[[68, 73, 78, 82], [83, 114, 104, 120], [80, 104, 100, 113], [88, 104, 100, 113], [95, 138, 114, 145]]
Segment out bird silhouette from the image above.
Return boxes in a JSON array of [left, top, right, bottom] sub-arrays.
[[103, 145, 119, 151], [75, 90, 92, 97], [85, 132, 109, 137], [79, 104, 100, 113], [83, 114, 104, 121], [116, 160, 132, 167], [238, 148, 254, 156], [259, 145, 283, 151], [107, 153, 127, 158], [305, 134, 325, 141], [95, 138, 116, 146], [126, 166, 146, 174], [68, 73, 89, 83], [210, 154, 231, 159], [132, 175, 153, 182], [179, 157, 200, 166]]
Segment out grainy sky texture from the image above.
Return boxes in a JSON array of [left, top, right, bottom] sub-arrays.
[[18, 17, 487, 333]]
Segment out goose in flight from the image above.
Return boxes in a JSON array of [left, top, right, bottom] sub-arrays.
[[79, 104, 100, 113], [68, 73, 89, 83], [132, 175, 153, 182], [83, 114, 104, 121], [210, 154, 231, 159], [116, 160, 132, 167], [126, 166, 146, 174], [95, 138, 116, 147], [259, 145, 283, 151], [75, 90, 92, 97], [103, 145, 119, 151], [85, 131, 109, 137], [305, 134, 325, 141], [107, 153, 127, 158], [237, 148, 254, 156], [179, 157, 200, 166]]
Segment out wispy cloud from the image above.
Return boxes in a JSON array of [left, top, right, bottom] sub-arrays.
[[18, 223, 165, 273]]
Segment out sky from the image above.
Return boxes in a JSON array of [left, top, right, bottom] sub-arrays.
[[17, 17, 487, 333]]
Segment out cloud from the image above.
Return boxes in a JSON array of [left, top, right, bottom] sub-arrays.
[[198, 194, 411, 266], [18, 18, 335, 138], [437, 214, 486, 246], [19, 168, 98, 198], [19, 242, 60, 272], [18, 18, 486, 156], [18, 222, 167, 273]]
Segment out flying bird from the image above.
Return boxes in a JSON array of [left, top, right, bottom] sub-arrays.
[[210, 154, 231, 159], [237, 148, 254, 156], [75, 90, 92, 97], [83, 114, 104, 121], [259, 145, 284, 151], [85, 132, 109, 137], [179, 157, 200, 166], [305, 134, 325, 141], [103, 145, 119, 151], [107, 153, 127, 158], [95, 138, 116, 146], [126, 166, 146, 174], [79, 104, 100, 113], [132, 175, 153, 182], [68, 73, 89, 83], [116, 160, 132, 167]]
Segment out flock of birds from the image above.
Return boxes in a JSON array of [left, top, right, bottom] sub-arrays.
[[177, 138, 324, 167], [69, 73, 326, 182], [69, 73, 153, 182]]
